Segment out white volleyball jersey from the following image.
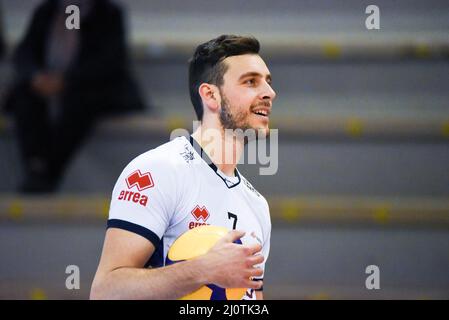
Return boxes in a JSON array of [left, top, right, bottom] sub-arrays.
[[108, 135, 271, 300]]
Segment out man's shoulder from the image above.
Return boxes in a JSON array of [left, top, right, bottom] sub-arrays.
[[239, 174, 269, 207], [239, 175, 271, 234], [124, 136, 191, 173]]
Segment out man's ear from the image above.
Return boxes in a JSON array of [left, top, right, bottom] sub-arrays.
[[199, 83, 220, 113]]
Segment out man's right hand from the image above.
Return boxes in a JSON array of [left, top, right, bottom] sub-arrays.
[[196, 230, 264, 290]]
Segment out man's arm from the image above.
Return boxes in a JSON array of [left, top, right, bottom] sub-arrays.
[[90, 228, 264, 300]]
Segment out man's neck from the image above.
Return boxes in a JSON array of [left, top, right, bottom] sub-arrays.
[[191, 125, 245, 177]]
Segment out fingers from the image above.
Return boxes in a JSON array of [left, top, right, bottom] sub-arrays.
[[247, 242, 262, 255], [222, 230, 245, 243], [244, 278, 264, 290], [244, 267, 264, 278], [246, 254, 264, 267], [221, 231, 262, 255]]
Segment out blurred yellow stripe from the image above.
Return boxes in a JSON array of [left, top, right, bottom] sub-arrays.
[[1, 194, 448, 227]]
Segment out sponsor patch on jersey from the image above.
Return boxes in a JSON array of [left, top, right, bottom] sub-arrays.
[[117, 189, 148, 206], [191, 205, 210, 221], [116, 169, 153, 206], [189, 205, 210, 229], [243, 178, 261, 197], [126, 170, 154, 191], [180, 144, 195, 163]]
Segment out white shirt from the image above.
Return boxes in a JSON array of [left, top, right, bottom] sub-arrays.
[[108, 135, 271, 300]]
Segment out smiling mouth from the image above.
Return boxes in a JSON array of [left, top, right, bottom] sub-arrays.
[[252, 110, 270, 117]]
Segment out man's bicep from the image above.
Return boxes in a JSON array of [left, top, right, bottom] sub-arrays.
[[256, 291, 264, 300], [95, 228, 155, 276]]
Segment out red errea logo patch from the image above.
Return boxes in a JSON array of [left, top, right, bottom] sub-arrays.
[[189, 205, 210, 229], [191, 205, 209, 221], [126, 170, 154, 191], [117, 169, 154, 207]]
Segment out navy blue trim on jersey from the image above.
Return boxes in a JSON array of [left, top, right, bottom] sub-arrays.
[[254, 278, 264, 291], [206, 284, 227, 300], [107, 219, 160, 248], [145, 237, 164, 268], [189, 136, 241, 189]]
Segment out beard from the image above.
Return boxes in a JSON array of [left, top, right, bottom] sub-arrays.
[[219, 95, 251, 131], [218, 92, 270, 141]]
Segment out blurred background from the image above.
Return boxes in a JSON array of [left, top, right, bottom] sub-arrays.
[[0, 0, 448, 299]]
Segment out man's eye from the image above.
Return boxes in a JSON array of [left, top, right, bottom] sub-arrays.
[[245, 79, 255, 85]]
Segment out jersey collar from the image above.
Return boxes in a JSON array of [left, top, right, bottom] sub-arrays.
[[189, 136, 241, 189]]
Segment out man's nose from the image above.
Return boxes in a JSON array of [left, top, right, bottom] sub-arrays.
[[261, 81, 276, 101]]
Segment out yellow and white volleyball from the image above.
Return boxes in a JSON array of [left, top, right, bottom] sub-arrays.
[[166, 225, 247, 300]]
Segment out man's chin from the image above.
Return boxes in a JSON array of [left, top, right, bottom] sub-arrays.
[[254, 126, 270, 139], [227, 124, 270, 142], [243, 126, 269, 143]]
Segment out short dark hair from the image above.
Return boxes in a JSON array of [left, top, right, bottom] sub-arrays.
[[188, 35, 260, 120]]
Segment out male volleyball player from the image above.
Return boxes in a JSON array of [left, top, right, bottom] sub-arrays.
[[90, 35, 276, 300]]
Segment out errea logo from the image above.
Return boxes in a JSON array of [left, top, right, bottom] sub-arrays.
[[189, 205, 210, 229], [126, 170, 154, 191], [117, 170, 154, 207], [191, 205, 210, 221]]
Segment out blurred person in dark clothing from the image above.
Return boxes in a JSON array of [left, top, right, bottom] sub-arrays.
[[4, 0, 145, 193]]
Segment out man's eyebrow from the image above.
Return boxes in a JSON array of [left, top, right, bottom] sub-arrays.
[[238, 72, 272, 82]]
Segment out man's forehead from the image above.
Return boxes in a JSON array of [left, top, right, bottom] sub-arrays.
[[222, 54, 270, 78]]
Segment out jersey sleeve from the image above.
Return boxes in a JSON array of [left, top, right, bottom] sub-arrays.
[[107, 152, 180, 248]]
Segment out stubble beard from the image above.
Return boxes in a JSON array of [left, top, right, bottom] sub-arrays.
[[218, 93, 270, 144]]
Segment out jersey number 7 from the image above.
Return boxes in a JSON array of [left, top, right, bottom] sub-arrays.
[[227, 212, 238, 230]]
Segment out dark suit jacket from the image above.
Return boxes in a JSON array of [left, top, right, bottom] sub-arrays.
[[5, 0, 145, 115]]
